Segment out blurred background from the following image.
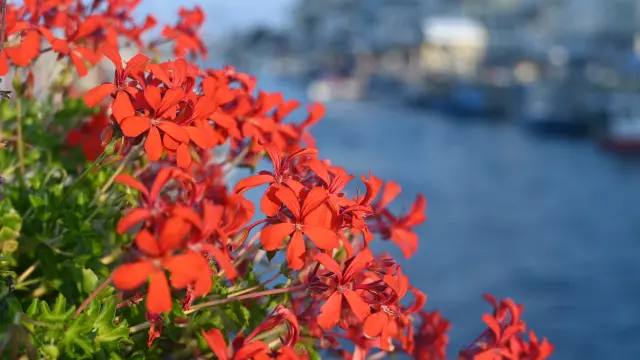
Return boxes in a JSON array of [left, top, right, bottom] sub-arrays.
[[153, 0, 640, 358]]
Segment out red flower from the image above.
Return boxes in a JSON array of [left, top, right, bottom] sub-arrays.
[[260, 187, 339, 270], [234, 143, 316, 216], [83, 45, 150, 116], [112, 218, 212, 313], [201, 328, 269, 360], [119, 86, 190, 162], [314, 252, 373, 330]]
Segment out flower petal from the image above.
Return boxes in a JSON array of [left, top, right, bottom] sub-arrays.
[[176, 143, 192, 169], [260, 223, 295, 251], [201, 329, 229, 360], [135, 229, 161, 257], [343, 289, 370, 322], [117, 208, 152, 234], [158, 217, 190, 253], [83, 83, 117, 108], [317, 292, 342, 330], [112, 261, 154, 290], [158, 121, 189, 143], [146, 271, 173, 313], [115, 174, 149, 197], [120, 116, 151, 137], [233, 174, 274, 194], [113, 91, 135, 124], [363, 311, 387, 338], [314, 253, 343, 278], [286, 231, 306, 270], [302, 225, 338, 251], [276, 186, 301, 219], [145, 126, 163, 161]]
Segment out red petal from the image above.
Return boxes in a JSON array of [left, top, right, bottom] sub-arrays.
[[186, 125, 215, 149], [83, 83, 117, 108], [158, 217, 190, 253], [120, 116, 151, 137], [113, 91, 135, 124], [100, 45, 123, 72], [363, 312, 387, 338], [146, 271, 173, 313], [176, 144, 192, 168], [157, 121, 189, 143], [163, 252, 207, 289], [234, 341, 269, 360], [201, 329, 229, 360], [317, 292, 342, 330], [112, 261, 154, 290], [260, 223, 295, 251], [343, 289, 370, 322], [115, 174, 149, 197], [145, 126, 163, 161], [301, 187, 327, 218], [302, 225, 338, 251], [260, 187, 281, 217], [482, 313, 502, 339], [69, 52, 88, 77], [117, 208, 152, 234], [275, 186, 301, 219], [144, 85, 163, 112], [135, 229, 161, 257], [172, 206, 202, 230], [157, 87, 184, 118], [285, 231, 306, 270], [314, 253, 342, 278], [233, 174, 274, 194]]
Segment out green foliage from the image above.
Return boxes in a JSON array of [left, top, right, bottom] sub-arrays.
[[21, 294, 132, 359]]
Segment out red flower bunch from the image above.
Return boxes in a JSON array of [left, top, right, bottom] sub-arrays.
[[0, 1, 554, 358]]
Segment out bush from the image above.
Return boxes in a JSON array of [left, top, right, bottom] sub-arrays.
[[0, 1, 553, 359]]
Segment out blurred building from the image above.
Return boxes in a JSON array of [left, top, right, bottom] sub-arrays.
[[289, 0, 425, 80]]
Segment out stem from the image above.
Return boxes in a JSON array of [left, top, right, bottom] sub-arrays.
[[67, 151, 107, 193], [73, 274, 113, 319], [15, 95, 24, 185], [16, 262, 39, 284], [129, 321, 151, 334], [90, 145, 141, 207], [184, 284, 306, 315]]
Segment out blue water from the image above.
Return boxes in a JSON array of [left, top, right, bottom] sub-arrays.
[[255, 77, 640, 359]]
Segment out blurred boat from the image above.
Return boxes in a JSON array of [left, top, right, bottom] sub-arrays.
[[599, 93, 640, 153], [520, 57, 607, 137], [307, 75, 364, 102]]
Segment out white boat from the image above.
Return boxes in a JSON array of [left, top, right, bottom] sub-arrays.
[[600, 92, 640, 153], [306, 76, 364, 102]]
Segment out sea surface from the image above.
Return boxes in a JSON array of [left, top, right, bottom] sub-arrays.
[[250, 76, 640, 359]]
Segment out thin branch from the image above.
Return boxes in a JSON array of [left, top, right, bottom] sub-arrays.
[[184, 283, 306, 315], [73, 274, 113, 318]]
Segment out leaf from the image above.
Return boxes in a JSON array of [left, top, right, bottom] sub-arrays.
[[92, 300, 132, 349], [39, 293, 75, 322], [81, 268, 99, 294], [223, 302, 251, 330], [41, 344, 60, 359]]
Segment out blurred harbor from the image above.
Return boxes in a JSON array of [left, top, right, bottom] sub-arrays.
[[215, 1, 640, 358], [222, 0, 640, 154], [248, 76, 640, 360]]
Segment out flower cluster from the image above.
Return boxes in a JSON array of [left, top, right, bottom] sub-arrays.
[[0, 0, 554, 359]]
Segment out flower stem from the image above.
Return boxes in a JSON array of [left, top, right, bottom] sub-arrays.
[[15, 95, 24, 186], [90, 144, 142, 207], [73, 274, 112, 319], [184, 283, 306, 315]]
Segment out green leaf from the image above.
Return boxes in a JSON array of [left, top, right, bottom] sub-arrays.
[[81, 268, 99, 294], [223, 302, 251, 330], [41, 344, 60, 359], [91, 300, 132, 349]]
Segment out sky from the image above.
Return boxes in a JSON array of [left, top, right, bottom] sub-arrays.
[[137, 0, 295, 37]]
